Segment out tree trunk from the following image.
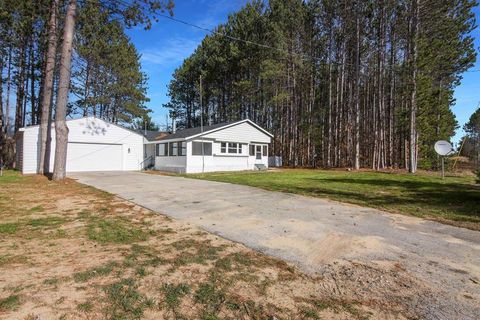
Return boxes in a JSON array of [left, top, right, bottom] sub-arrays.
[[5, 47, 12, 132], [14, 40, 27, 133], [30, 39, 36, 125], [52, 0, 76, 181], [409, 0, 419, 173], [0, 59, 5, 166], [354, 14, 361, 170], [39, 0, 58, 175]]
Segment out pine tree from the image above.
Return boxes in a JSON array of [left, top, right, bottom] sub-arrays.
[[164, 0, 477, 171]]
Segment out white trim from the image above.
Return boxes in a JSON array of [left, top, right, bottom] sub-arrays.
[[213, 154, 249, 157], [145, 138, 185, 144], [189, 119, 273, 139], [145, 120, 272, 144]]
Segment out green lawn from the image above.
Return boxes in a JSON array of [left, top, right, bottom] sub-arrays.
[[188, 169, 480, 229]]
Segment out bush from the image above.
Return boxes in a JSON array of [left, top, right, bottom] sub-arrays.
[[475, 169, 480, 184]]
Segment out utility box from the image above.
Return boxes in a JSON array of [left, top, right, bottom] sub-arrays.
[[268, 156, 282, 167]]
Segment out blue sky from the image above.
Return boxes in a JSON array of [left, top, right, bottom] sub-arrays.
[[126, 0, 249, 130], [127, 1, 480, 144]]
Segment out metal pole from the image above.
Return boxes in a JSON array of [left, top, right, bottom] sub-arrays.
[[200, 74, 204, 173], [441, 157, 445, 179]]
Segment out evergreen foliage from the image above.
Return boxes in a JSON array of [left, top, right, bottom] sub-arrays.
[[165, 0, 477, 170]]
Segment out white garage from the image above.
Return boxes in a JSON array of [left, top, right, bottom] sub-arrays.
[[16, 117, 145, 174]]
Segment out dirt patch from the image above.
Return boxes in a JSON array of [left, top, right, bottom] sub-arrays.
[[263, 233, 385, 265], [0, 171, 470, 319]]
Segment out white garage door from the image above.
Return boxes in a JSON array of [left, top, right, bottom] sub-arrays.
[[66, 142, 122, 172]]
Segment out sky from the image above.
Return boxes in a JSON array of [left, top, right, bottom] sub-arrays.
[[126, 0, 250, 130], [127, 1, 480, 144]]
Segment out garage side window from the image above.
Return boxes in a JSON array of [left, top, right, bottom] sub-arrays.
[[156, 143, 167, 156], [249, 145, 255, 156], [192, 142, 212, 156], [263, 145, 268, 156]]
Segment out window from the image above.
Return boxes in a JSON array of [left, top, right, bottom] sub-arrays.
[[249, 145, 255, 156], [192, 142, 212, 156], [169, 142, 178, 156], [256, 145, 262, 160], [178, 142, 186, 156], [221, 142, 242, 154], [228, 143, 238, 154], [263, 145, 268, 156], [156, 143, 167, 156]]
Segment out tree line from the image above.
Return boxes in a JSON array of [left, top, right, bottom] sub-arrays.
[[0, 0, 173, 178], [165, 0, 477, 171]]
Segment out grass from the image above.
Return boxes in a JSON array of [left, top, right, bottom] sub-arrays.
[[77, 301, 93, 313], [188, 169, 480, 229], [161, 283, 191, 316], [27, 217, 66, 228], [0, 295, 21, 311], [103, 278, 153, 320], [87, 218, 150, 244], [0, 169, 434, 319], [0, 223, 20, 234], [73, 261, 119, 283]]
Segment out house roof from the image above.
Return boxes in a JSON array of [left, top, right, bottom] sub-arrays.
[[140, 130, 170, 142], [153, 119, 273, 142]]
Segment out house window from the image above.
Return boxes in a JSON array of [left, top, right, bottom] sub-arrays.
[[192, 142, 212, 156], [221, 142, 242, 154], [228, 143, 238, 154], [178, 142, 186, 156], [263, 145, 267, 156], [169, 142, 178, 156], [256, 145, 262, 160], [249, 145, 255, 156], [156, 143, 168, 156]]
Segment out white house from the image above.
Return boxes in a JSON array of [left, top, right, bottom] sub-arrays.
[[146, 119, 273, 173], [16, 117, 145, 174], [16, 117, 273, 174]]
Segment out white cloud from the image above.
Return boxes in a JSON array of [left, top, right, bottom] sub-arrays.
[[140, 37, 200, 67]]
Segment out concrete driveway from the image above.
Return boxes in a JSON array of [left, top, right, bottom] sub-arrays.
[[71, 171, 480, 319]]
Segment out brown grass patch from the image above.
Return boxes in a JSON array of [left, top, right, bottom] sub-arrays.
[[0, 171, 429, 319]]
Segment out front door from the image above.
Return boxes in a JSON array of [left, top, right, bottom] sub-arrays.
[[255, 145, 262, 162]]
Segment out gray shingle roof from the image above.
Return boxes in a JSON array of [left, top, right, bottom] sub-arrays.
[[140, 130, 170, 141], [155, 122, 234, 141]]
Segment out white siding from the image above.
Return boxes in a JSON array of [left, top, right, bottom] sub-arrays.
[[186, 141, 269, 173], [21, 126, 43, 174], [201, 122, 271, 143], [20, 117, 144, 174], [155, 154, 186, 173], [151, 120, 272, 174]]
